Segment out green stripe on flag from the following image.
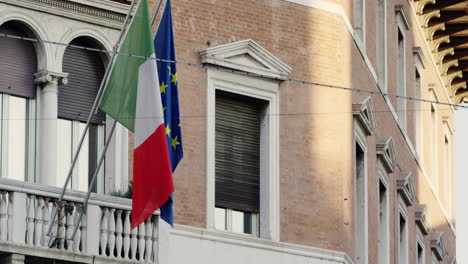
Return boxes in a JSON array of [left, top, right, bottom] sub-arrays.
[[99, 0, 155, 132]]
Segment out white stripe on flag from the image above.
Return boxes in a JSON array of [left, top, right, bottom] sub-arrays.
[[134, 54, 165, 148]]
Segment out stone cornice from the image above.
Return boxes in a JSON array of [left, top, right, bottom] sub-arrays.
[[0, 0, 127, 29]]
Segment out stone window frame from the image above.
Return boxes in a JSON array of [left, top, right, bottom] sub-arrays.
[[352, 95, 375, 264], [414, 205, 429, 264], [395, 5, 411, 132], [376, 136, 396, 264], [397, 193, 409, 264], [201, 39, 292, 241]]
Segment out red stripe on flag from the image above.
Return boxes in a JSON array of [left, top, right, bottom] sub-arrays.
[[131, 124, 173, 229]]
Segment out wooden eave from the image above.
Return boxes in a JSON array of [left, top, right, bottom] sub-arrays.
[[413, 0, 468, 103]]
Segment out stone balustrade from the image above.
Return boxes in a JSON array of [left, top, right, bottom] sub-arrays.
[[0, 178, 159, 263]]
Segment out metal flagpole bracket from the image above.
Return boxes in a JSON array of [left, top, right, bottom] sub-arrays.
[[47, 0, 139, 248]]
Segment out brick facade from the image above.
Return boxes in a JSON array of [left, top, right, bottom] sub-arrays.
[[149, 0, 456, 261]]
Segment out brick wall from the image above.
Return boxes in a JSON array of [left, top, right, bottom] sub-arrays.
[[149, 0, 457, 261]]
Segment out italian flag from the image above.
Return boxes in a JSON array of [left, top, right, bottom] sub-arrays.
[[99, 0, 173, 229]]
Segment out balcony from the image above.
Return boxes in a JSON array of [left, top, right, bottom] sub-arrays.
[[0, 178, 353, 264], [0, 178, 158, 264]]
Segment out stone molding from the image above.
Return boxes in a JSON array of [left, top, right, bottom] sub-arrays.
[[0, 0, 127, 29], [352, 96, 376, 136], [430, 231, 448, 261], [413, 47, 426, 69], [376, 137, 396, 173], [415, 204, 429, 235], [395, 5, 412, 30], [172, 225, 354, 264], [397, 172, 416, 206], [200, 39, 293, 80]]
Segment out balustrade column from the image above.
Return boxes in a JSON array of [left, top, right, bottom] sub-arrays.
[[41, 199, 50, 247], [34, 71, 68, 187], [145, 217, 153, 262], [115, 210, 123, 258], [0, 192, 8, 241], [26, 195, 35, 245], [34, 197, 44, 246], [123, 211, 131, 259]]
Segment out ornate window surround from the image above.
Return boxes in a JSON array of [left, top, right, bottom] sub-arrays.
[[202, 39, 291, 241]]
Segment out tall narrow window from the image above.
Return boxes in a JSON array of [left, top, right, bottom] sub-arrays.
[[399, 212, 408, 264], [354, 0, 365, 47], [0, 22, 37, 182], [376, 0, 386, 88], [443, 135, 451, 215], [59, 37, 106, 191], [397, 28, 406, 130], [378, 181, 389, 264], [431, 104, 438, 189], [414, 69, 422, 157], [355, 142, 367, 263], [416, 230, 425, 264], [214, 90, 266, 236]]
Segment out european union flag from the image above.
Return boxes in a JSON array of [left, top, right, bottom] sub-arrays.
[[154, 0, 183, 226]]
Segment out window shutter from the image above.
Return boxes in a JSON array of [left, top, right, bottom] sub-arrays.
[[215, 91, 264, 213], [0, 24, 37, 98], [60, 38, 105, 124]]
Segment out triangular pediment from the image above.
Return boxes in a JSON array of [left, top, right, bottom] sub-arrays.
[[415, 204, 429, 235], [397, 172, 416, 206], [430, 232, 448, 261], [353, 96, 376, 135], [200, 39, 292, 79], [376, 137, 396, 172]]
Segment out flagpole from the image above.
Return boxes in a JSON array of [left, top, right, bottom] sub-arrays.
[[47, 0, 138, 246], [151, 0, 164, 26], [69, 120, 118, 242], [70, 0, 166, 243]]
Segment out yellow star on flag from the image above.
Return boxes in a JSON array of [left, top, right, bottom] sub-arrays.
[[171, 72, 177, 85], [165, 125, 171, 135], [160, 82, 168, 93], [171, 136, 180, 150]]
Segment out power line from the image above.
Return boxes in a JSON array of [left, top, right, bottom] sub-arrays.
[[1, 33, 468, 110]]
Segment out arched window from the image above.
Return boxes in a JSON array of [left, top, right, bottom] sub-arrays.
[[0, 21, 38, 182], [58, 37, 106, 192]]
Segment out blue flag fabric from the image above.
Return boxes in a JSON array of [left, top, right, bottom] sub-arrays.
[[154, 0, 183, 226]]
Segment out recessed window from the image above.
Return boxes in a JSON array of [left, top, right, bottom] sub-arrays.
[[399, 212, 408, 264], [59, 37, 106, 191], [355, 142, 367, 263], [397, 28, 406, 130], [376, 0, 387, 89], [378, 178, 389, 264], [0, 22, 37, 182], [214, 91, 266, 236], [354, 0, 366, 47]]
